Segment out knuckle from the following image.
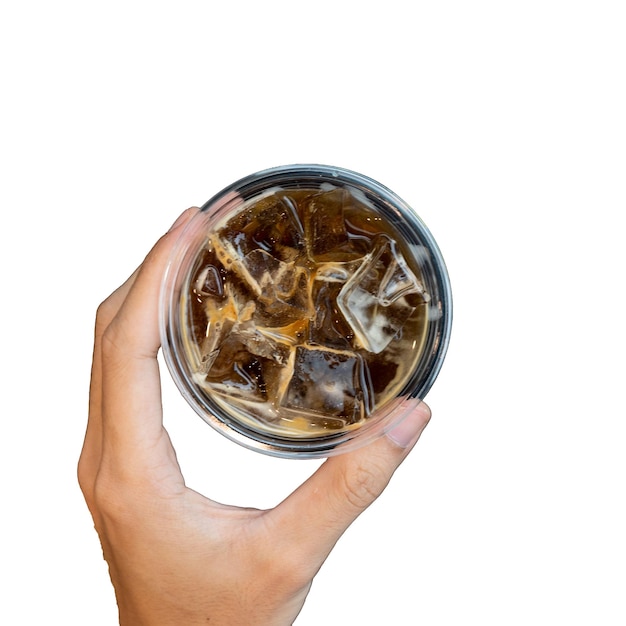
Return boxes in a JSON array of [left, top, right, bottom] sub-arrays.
[[99, 322, 118, 356], [245, 517, 311, 592], [257, 548, 311, 596], [91, 470, 135, 524], [77, 456, 94, 502], [94, 297, 117, 336], [339, 461, 387, 512], [100, 318, 130, 364]]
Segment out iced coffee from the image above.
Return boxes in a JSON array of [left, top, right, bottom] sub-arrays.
[[180, 184, 432, 438], [161, 165, 451, 456]]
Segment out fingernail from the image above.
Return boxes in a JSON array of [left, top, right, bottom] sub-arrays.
[[386, 399, 431, 448]]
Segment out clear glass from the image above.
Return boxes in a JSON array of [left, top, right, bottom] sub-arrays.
[[160, 164, 452, 458]]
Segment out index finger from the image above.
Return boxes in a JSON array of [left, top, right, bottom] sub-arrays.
[[78, 267, 141, 496], [98, 208, 198, 459]]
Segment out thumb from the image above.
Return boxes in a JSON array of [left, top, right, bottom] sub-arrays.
[[271, 399, 431, 570]]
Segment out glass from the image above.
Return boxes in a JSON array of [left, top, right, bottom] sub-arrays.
[[160, 164, 452, 458]]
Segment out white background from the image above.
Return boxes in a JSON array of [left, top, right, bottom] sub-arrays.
[[2, 1, 625, 624]]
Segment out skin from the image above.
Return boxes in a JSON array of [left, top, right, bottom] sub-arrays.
[[77, 207, 431, 625]]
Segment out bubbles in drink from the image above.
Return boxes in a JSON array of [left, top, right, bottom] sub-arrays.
[[184, 186, 430, 436]]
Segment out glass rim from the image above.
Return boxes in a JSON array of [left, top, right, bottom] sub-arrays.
[[159, 164, 453, 459]]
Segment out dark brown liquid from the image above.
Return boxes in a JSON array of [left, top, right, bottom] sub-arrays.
[[184, 187, 429, 436]]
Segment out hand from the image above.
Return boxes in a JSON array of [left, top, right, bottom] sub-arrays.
[[78, 208, 431, 626]]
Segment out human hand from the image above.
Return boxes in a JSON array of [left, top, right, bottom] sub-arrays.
[[78, 208, 431, 626]]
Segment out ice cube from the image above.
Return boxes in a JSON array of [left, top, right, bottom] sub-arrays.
[[235, 320, 291, 366], [280, 345, 371, 423], [193, 272, 259, 362], [309, 280, 355, 350], [193, 263, 226, 298], [303, 188, 355, 259], [314, 258, 364, 283], [337, 235, 428, 354], [219, 193, 305, 262], [241, 249, 314, 327], [306, 258, 365, 349], [203, 330, 288, 404]]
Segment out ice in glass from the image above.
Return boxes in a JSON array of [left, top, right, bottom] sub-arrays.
[[181, 185, 431, 437]]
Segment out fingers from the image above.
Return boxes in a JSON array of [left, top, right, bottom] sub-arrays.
[[272, 399, 431, 573], [79, 208, 198, 486], [78, 268, 144, 506], [99, 207, 199, 456]]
